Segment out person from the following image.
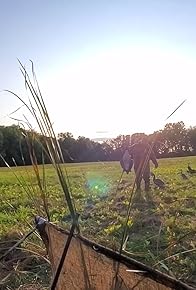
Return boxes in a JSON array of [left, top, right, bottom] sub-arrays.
[[129, 137, 158, 191]]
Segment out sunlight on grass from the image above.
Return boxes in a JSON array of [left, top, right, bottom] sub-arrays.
[[0, 62, 195, 289]]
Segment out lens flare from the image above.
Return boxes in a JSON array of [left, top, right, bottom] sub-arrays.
[[85, 176, 111, 198]]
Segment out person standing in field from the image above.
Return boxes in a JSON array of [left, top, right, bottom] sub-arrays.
[[129, 137, 158, 192]]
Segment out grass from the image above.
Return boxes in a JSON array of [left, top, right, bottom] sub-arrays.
[[0, 156, 196, 289]]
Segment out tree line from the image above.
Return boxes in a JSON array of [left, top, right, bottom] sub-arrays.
[[0, 121, 195, 166]]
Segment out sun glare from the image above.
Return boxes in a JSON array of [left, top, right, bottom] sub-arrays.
[[34, 45, 196, 138]]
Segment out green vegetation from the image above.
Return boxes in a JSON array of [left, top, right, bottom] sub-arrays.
[[1, 62, 195, 289], [0, 121, 196, 167], [0, 157, 196, 288]]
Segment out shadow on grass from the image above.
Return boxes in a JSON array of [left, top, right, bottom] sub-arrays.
[[122, 191, 162, 255], [0, 231, 50, 290], [124, 189, 196, 287]]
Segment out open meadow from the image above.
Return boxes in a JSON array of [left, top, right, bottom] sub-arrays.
[[0, 156, 196, 289]]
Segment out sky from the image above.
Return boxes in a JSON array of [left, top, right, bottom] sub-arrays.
[[1, 0, 196, 140]]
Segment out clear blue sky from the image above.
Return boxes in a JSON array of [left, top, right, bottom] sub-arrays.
[[1, 0, 196, 138]]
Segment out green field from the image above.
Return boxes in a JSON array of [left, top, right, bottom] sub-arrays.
[[0, 156, 196, 289]]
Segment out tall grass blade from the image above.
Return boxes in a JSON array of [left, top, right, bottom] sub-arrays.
[[165, 99, 186, 120], [11, 60, 78, 224]]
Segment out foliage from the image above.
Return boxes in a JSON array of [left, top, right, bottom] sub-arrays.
[[188, 127, 196, 154], [0, 157, 196, 288], [0, 61, 195, 290], [0, 122, 195, 167]]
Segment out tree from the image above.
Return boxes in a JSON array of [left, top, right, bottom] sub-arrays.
[[158, 122, 190, 157], [0, 122, 194, 166], [58, 132, 76, 162], [148, 131, 169, 157], [188, 127, 196, 154], [74, 136, 95, 162], [105, 135, 131, 160], [1, 125, 23, 165]]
